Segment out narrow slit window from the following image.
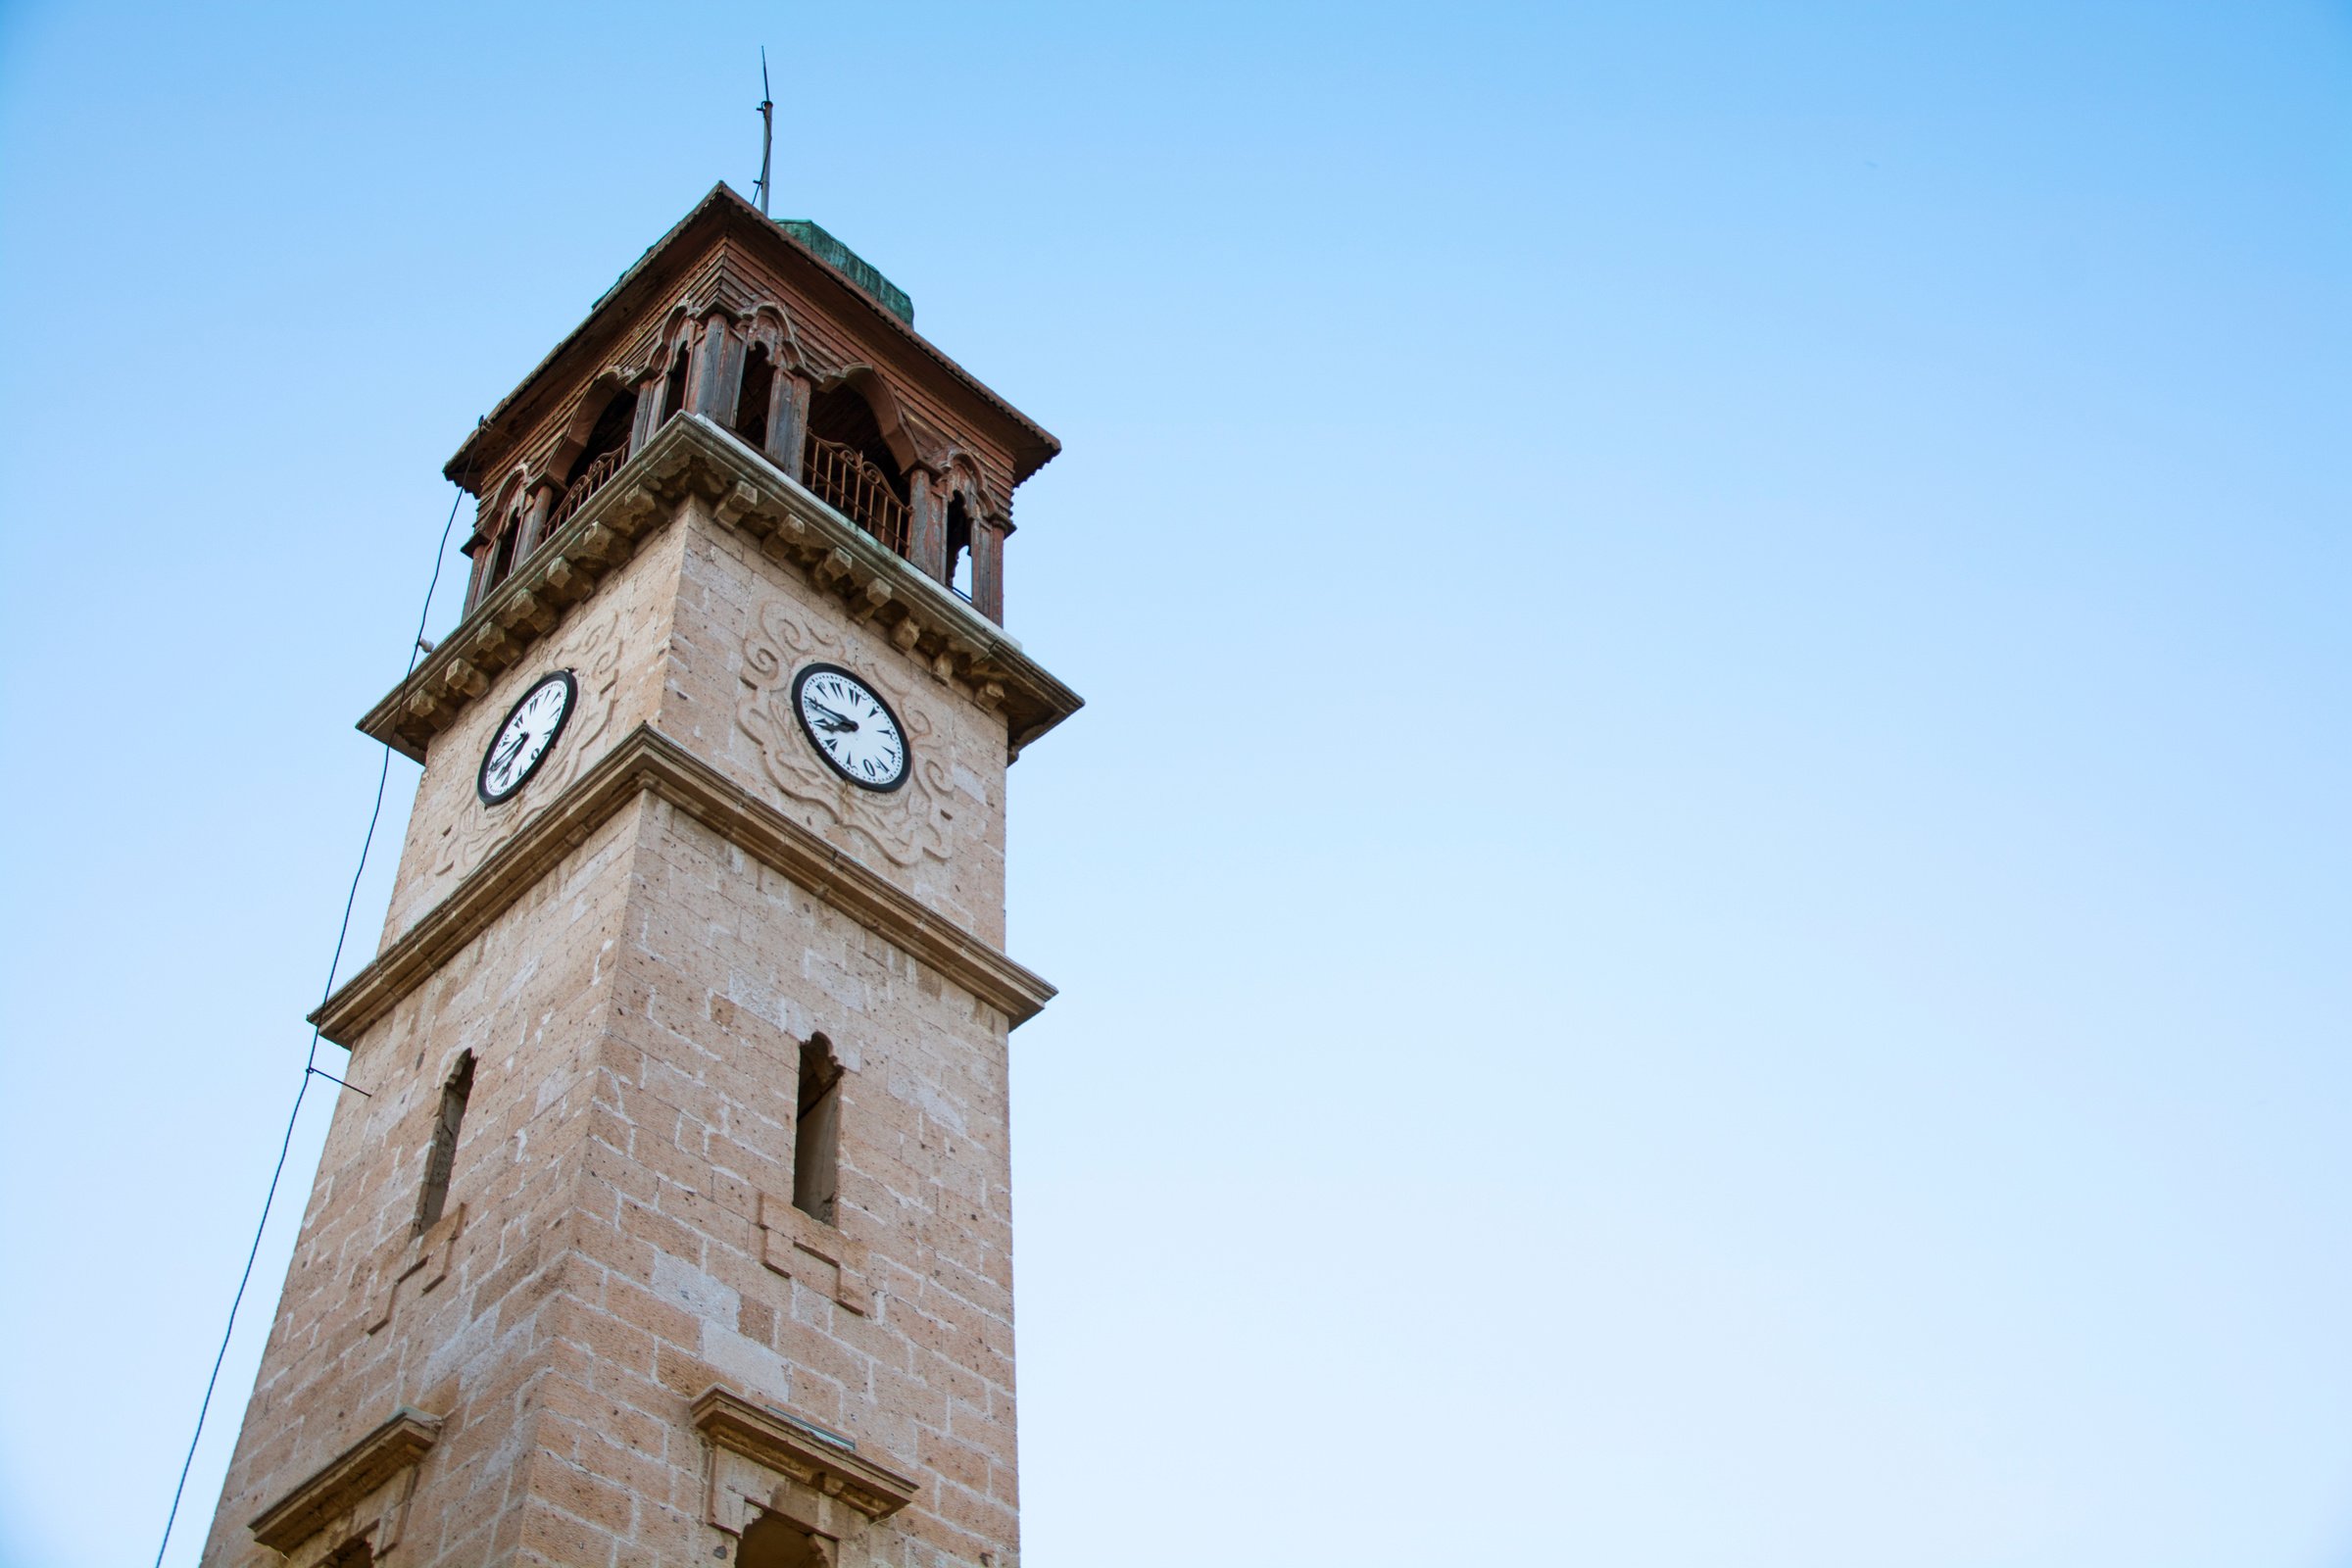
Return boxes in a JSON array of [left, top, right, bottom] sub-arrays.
[[793, 1036, 842, 1226], [416, 1052, 474, 1233]]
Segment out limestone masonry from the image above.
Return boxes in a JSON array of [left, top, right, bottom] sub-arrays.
[[198, 183, 1082, 1568]]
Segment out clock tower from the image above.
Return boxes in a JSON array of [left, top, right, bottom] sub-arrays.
[[196, 185, 1080, 1568]]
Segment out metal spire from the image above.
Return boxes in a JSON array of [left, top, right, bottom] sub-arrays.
[[753, 48, 775, 216]]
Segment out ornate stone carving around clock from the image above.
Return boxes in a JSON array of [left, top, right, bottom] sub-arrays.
[[737, 598, 956, 868], [431, 610, 625, 884]]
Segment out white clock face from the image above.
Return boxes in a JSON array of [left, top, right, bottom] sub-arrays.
[[792, 663, 909, 792], [478, 670, 576, 805]]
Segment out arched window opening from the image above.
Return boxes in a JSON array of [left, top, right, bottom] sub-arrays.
[[566, 390, 637, 485], [735, 342, 775, 450], [945, 495, 974, 601], [739, 1513, 824, 1568], [801, 384, 908, 555], [660, 342, 691, 425], [416, 1051, 475, 1234], [793, 1035, 843, 1227], [547, 388, 638, 534]]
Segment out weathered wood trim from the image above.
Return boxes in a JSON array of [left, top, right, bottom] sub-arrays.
[[444, 182, 1057, 494], [311, 723, 1057, 1048], [691, 1386, 919, 1521], [365, 412, 1082, 763], [247, 1408, 441, 1553]]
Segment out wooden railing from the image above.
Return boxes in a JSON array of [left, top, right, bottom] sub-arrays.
[[802, 434, 909, 557], [546, 445, 626, 534]]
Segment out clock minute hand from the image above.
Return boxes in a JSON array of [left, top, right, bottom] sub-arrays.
[[808, 702, 859, 732]]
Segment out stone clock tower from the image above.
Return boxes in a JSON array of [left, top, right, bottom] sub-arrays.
[[196, 184, 1080, 1568]]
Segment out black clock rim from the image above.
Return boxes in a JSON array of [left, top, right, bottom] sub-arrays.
[[790, 662, 911, 794], [476, 668, 579, 807]]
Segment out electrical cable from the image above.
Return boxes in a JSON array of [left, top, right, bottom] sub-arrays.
[[153, 485, 468, 1568]]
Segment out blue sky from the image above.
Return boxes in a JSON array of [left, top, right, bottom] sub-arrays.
[[1, 3, 2345, 1565]]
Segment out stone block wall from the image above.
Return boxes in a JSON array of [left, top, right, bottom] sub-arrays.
[[658, 500, 1011, 945], [380, 518, 689, 942], [204, 480, 1028, 1567], [198, 798, 646, 1566]]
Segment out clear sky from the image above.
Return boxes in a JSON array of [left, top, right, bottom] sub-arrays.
[[0, 3, 2345, 1565]]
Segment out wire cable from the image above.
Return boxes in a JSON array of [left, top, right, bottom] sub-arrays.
[[153, 485, 467, 1568]]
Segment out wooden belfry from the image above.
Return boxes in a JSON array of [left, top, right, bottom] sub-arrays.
[[196, 184, 1080, 1568]]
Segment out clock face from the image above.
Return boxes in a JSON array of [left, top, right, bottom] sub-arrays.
[[791, 662, 909, 792], [477, 669, 577, 806]]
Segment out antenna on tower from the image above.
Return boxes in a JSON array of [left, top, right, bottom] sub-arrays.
[[753, 47, 775, 217]]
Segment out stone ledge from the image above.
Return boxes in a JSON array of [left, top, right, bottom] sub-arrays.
[[310, 723, 1057, 1049], [364, 413, 1083, 763], [691, 1385, 918, 1521], [247, 1407, 441, 1554]]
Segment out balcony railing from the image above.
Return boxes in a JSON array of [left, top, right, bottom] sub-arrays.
[[802, 433, 909, 557], [546, 445, 626, 534]]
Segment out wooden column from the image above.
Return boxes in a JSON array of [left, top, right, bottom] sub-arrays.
[[690, 312, 744, 424], [627, 368, 664, 453], [768, 372, 813, 479], [460, 527, 491, 614], [906, 468, 947, 581], [973, 515, 1006, 623], [518, 482, 558, 558], [460, 495, 509, 614]]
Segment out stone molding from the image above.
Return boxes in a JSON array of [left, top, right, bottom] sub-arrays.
[[310, 724, 1056, 1050], [364, 412, 1081, 763], [247, 1407, 441, 1559], [692, 1385, 918, 1526]]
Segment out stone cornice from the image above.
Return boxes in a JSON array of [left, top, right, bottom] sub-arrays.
[[247, 1407, 441, 1553], [365, 413, 1082, 763], [690, 1386, 918, 1521], [311, 723, 1057, 1049]]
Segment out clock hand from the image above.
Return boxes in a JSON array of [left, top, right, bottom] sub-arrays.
[[808, 703, 860, 732]]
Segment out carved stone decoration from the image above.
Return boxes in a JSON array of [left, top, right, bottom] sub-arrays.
[[759, 1193, 871, 1315], [365, 1203, 464, 1337], [737, 597, 958, 869], [366, 416, 1083, 763], [694, 1385, 917, 1562], [247, 1408, 441, 1565], [431, 610, 625, 885]]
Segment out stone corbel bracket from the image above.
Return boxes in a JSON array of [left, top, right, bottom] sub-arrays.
[[364, 440, 673, 761], [759, 1194, 870, 1315], [247, 1407, 442, 1563], [363, 413, 1082, 763], [694, 1384, 917, 1555]]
